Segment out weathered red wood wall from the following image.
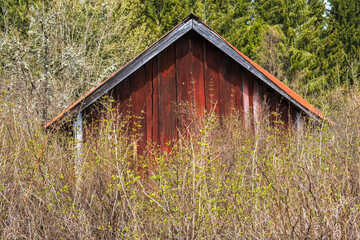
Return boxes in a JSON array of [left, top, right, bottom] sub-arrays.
[[84, 31, 298, 150]]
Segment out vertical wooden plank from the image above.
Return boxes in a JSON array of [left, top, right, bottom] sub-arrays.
[[220, 54, 238, 115], [152, 57, 160, 148], [291, 106, 296, 126], [175, 34, 190, 132], [219, 53, 227, 115], [118, 77, 132, 116], [111, 83, 120, 123], [117, 77, 132, 136], [158, 54, 164, 150], [175, 34, 190, 103], [249, 75, 254, 114], [270, 91, 280, 126], [248, 76, 254, 130], [159, 44, 177, 151], [190, 33, 205, 109], [204, 42, 220, 114], [291, 106, 297, 128], [145, 61, 153, 146], [279, 98, 290, 129], [267, 88, 274, 125], [236, 68, 244, 114], [131, 65, 147, 152], [109, 86, 118, 103]]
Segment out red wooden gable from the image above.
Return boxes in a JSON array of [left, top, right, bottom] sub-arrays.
[[45, 14, 329, 148]]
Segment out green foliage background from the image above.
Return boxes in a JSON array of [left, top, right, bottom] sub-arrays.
[[1, 0, 359, 123]]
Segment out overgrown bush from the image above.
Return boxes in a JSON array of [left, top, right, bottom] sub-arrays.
[[1, 91, 360, 239]]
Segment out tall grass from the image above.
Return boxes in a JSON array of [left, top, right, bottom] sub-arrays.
[[1, 91, 360, 239]]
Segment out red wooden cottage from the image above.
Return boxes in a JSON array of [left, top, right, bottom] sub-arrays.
[[45, 14, 326, 151]]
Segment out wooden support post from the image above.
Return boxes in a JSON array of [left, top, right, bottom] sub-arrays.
[[253, 80, 261, 133], [74, 112, 83, 175], [243, 72, 250, 125], [295, 110, 303, 131], [253, 80, 261, 123]]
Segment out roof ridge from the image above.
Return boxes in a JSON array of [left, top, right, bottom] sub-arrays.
[[183, 13, 200, 22]]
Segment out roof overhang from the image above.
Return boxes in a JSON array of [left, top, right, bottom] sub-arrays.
[[45, 14, 330, 129]]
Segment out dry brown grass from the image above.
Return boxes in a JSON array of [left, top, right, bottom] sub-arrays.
[[1, 91, 360, 239]]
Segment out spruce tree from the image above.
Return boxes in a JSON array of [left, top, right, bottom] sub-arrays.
[[326, 0, 360, 86]]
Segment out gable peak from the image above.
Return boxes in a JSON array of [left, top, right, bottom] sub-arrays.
[[182, 13, 200, 22]]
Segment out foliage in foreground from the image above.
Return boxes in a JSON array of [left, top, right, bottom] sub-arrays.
[[1, 91, 360, 239]]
